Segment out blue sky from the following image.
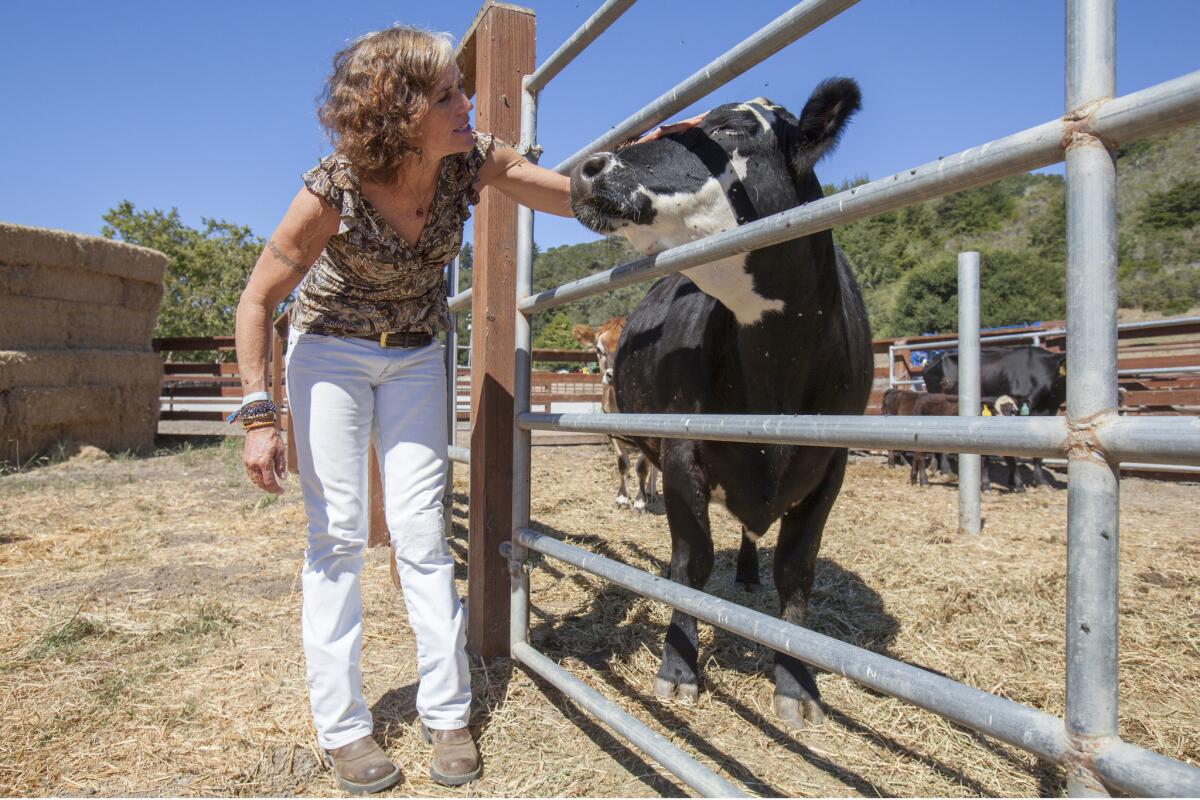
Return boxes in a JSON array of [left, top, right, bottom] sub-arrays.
[[1, 1, 1195, 252]]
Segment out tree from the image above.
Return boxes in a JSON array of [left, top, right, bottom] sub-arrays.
[[1141, 179, 1200, 231], [531, 311, 582, 370], [887, 250, 1065, 336], [1029, 195, 1066, 262], [935, 183, 1015, 235], [102, 201, 265, 346]]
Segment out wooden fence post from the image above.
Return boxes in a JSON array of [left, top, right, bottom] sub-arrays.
[[462, 1, 535, 659], [271, 313, 299, 473]]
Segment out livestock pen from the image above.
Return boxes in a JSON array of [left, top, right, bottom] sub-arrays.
[[445, 0, 1200, 796], [5, 1, 1198, 796]]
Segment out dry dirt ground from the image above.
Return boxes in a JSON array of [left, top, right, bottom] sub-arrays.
[[0, 439, 1196, 797]]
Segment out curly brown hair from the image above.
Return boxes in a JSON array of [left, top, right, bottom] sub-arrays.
[[318, 26, 455, 183]]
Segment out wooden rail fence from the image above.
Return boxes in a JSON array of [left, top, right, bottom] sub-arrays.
[[866, 318, 1200, 415], [155, 317, 1200, 431]]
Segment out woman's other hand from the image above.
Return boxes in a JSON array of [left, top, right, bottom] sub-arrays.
[[243, 427, 288, 494], [637, 114, 707, 143]]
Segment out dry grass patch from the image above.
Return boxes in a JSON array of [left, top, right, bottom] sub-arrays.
[[0, 440, 1196, 796]]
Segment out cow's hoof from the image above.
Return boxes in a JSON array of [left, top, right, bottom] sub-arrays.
[[613, 497, 631, 509], [772, 694, 825, 730], [654, 677, 699, 704], [633, 500, 647, 514], [737, 580, 763, 594]]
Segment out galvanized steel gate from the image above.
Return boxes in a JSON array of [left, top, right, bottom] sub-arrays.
[[456, 0, 1200, 795]]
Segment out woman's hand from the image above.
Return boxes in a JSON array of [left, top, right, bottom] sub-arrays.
[[243, 427, 288, 494], [637, 114, 706, 143]]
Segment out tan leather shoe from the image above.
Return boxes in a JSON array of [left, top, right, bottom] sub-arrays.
[[420, 723, 481, 786], [322, 735, 401, 795]]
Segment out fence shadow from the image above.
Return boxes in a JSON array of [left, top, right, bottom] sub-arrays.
[[447, 497, 1057, 791], [516, 519, 913, 795]]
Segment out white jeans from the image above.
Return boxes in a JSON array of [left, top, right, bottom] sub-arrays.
[[285, 330, 470, 750]]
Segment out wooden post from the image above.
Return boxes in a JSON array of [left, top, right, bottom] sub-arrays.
[[368, 446, 390, 549], [463, 1, 535, 659], [272, 313, 299, 473], [369, 444, 402, 590]]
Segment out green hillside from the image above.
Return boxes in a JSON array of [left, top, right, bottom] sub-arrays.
[[495, 123, 1197, 342]]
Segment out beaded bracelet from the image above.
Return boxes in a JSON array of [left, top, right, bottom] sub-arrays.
[[244, 420, 278, 432], [241, 408, 279, 429], [228, 398, 278, 424]]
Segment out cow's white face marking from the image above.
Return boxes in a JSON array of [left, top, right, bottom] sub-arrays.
[[617, 150, 785, 326]]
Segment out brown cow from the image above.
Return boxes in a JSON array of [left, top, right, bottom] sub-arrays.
[[883, 389, 1023, 489], [905, 392, 960, 487], [572, 318, 659, 511]]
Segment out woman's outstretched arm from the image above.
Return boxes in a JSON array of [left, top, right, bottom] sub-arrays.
[[478, 145, 574, 217], [477, 115, 707, 218]]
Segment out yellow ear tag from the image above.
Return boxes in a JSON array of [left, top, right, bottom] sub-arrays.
[[1059, 362, 1067, 377], [981, 405, 993, 417]]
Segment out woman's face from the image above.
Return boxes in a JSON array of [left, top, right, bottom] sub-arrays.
[[415, 63, 474, 159]]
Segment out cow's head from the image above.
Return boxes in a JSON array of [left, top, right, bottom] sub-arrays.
[[993, 395, 1021, 417], [572, 317, 626, 386], [570, 78, 860, 246], [569, 78, 861, 325]]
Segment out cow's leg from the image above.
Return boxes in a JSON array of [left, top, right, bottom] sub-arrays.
[[633, 453, 653, 513], [913, 452, 929, 487], [771, 451, 847, 729], [611, 438, 631, 509], [909, 454, 918, 485], [735, 527, 761, 592], [654, 439, 712, 704], [1031, 457, 1055, 488], [1007, 457, 1025, 493], [981, 456, 992, 492]]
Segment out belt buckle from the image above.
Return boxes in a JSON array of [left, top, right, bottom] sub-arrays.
[[379, 332, 391, 347]]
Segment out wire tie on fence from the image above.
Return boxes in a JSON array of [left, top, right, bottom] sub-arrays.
[[1064, 733, 1114, 795], [1066, 410, 1116, 465], [1062, 97, 1116, 153]]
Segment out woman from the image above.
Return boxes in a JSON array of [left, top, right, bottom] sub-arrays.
[[233, 26, 573, 794]]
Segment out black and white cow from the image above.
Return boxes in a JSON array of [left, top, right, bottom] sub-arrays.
[[923, 346, 1067, 487], [570, 79, 873, 729]]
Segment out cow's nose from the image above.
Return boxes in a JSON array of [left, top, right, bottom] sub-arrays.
[[581, 153, 613, 179], [572, 153, 616, 198]]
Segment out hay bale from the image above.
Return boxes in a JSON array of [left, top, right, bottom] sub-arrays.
[[0, 222, 165, 284], [0, 224, 166, 464]]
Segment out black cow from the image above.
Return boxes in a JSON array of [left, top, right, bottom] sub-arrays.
[[923, 346, 1066, 487], [570, 79, 873, 729]]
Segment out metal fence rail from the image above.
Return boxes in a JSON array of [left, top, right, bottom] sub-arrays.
[[524, 69, 1200, 316], [554, 0, 860, 174], [517, 412, 1200, 465], [496, 0, 1200, 796]]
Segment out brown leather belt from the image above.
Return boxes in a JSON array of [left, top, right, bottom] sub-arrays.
[[350, 331, 434, 348]]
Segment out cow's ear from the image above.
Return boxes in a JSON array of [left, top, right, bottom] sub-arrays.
[[791, 77, 861, 173], [572, 324, 596, 348]]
